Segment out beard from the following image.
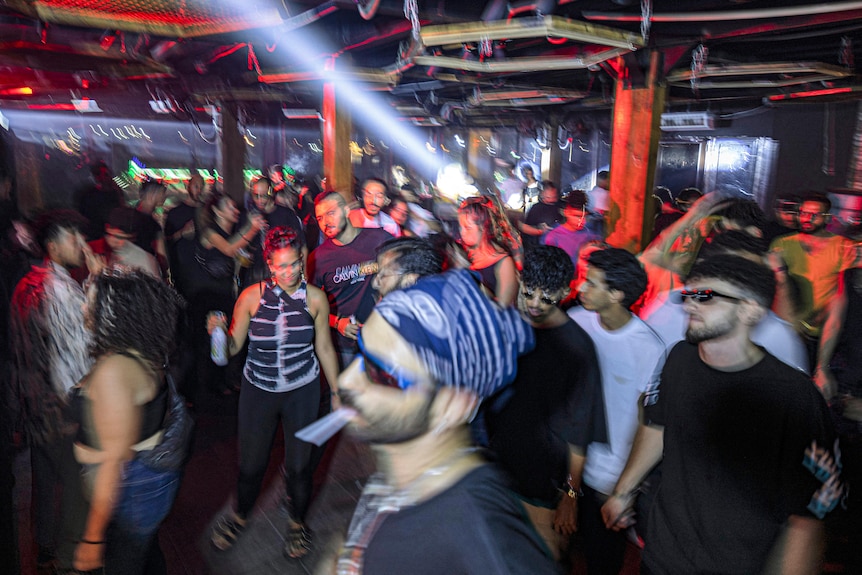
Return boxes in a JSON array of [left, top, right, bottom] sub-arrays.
[[341, 388, 436, 445], [685, 315, 736, 344]]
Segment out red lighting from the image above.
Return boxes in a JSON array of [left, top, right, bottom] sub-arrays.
[[27, 103, 76, 111], [0, 87, 33, 96], [768, 87, 853, 101]]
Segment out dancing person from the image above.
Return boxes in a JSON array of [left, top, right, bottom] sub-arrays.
[[189, 192, 264, 396], [603, 255, 842, 575], [458, 195, 520, 306], [335, 269, 558, 574], [70, 271, 184, 574], [209, 227, 340, 559]]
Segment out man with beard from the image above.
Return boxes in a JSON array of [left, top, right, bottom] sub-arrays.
[[241, 176, 304, 287], [308, 192, 392, 368], [349, 178, 401, 237], [372, 237, 444, 299], [164, 173, 205, 292], [770, 193, 856, 364], [602, 255, 843, 575], [335, 269, 559, 575]]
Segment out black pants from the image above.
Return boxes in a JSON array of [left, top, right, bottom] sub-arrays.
[[236, 378, 320, 522], [579, 484, 628, 575]]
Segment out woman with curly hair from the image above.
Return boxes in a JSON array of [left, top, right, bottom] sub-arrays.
[[208, 227, 340, 559], [70, 271, 184, 574], [458, 195, 521, 306]]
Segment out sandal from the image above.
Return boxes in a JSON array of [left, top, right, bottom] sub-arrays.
[[283, 522, 312, 559], [211, 514, 246, 550]]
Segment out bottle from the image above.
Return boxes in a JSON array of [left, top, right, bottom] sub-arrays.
[[210, 311, 229, 366]]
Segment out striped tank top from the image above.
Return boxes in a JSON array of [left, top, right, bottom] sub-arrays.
[[244, 281, 319, 392]]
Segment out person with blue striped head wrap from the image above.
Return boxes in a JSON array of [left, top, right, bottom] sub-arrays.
[[335, 269, 555, 575]]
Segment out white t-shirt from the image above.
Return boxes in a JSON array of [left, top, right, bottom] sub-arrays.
[[587, 185, 609, 214], [640, 290, 809, 374], [569, 308, 666, 495], [349, 208, 401, 238]]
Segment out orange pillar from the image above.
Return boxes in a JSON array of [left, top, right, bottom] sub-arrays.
[[541, 119, 562, 186], [606, 51, 666, 253], [323, 58, 353, 203]]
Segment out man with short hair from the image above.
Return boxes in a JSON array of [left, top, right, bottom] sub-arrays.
[[241, 176, 304, 287], [164, 173, 205, 290], [603, 254, 843, 575], [308, 192, 392, 368], [10, 210, 103, 570], [90, 207, 160, 278], [486, 245, 606, 561], [336, 269, 558, 575], [519, 181, 563, 251], [770, 192, 856, 362], [349, 178, 401, 237], [569, 248, 665, 575], [542, 190, 599, 265], [373, 236, 444, 298]]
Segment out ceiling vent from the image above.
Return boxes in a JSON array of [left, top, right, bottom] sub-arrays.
[[660, 112, 715, 131]]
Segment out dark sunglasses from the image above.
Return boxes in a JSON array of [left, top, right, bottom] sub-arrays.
[[675, 288, 742, 304], [521, 288, 560, 306], [357, 332, 420, 390]]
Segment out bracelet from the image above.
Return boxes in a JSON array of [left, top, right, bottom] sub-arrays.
[[80, 539, 106, 545], [242, 234, 253, 242], [330, 390, 340, 397], [611, 490, 634, 500]]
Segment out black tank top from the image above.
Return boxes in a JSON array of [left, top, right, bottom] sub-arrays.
[[71, 352, 168, 448]]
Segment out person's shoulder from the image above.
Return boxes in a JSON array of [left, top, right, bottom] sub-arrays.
[[359, 227, 394, 243]]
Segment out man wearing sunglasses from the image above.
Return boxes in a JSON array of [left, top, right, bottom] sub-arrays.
[[335, 270, 558, 575], [485, 246, 607, 563], [603, 254, 841, 575]]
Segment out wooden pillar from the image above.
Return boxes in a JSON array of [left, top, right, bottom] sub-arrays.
[[14, 140, 43, 215], [323, 58, 353, 203], [606, 51, 666, 253], [219, 101, 246, 205], [541, 119, 562, 186]]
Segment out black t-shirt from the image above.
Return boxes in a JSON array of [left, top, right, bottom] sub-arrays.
[[361, 464, 560, 575], [164, 203, 198, 292], [643, 342, 839, 575], [523, 201, 563, 250], [307, 228, 392, 351], [486, 320, 607, 503], [133, 210, 162, 255]]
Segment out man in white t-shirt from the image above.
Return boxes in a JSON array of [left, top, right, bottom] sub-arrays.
[[349, 178, 401, 237], [569, 247, 665, 575]]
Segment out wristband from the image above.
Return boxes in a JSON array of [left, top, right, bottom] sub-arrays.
[[80, 539, 106, 545]]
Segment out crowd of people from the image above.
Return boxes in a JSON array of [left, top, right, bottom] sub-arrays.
[[0, 160, 859, 575]]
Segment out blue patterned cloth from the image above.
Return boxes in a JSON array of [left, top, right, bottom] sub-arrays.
[[373, 269, 534, 398]]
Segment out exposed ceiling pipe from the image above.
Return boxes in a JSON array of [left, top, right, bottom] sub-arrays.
[[583, 1, 862, 22], [507, 0, 560, 20], [413, 47, 633, 73]]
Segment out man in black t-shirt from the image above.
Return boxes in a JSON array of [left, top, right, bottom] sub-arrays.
[[486, 246, 606, 562], [335, 269, 557, 575], [164, 174, 204, 292], [240, 176, 305, 288], [307, 192, 391, 367], [519, 182, 563, 251], [603, 255, 843, 575]]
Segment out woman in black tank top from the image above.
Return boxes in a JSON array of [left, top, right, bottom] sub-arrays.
[[70, 271, 184, 574], [207, 227, 341, 560], [458, 195, 521, 306]]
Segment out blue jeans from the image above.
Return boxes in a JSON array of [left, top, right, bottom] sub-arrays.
[[96, 458, 180, 574]]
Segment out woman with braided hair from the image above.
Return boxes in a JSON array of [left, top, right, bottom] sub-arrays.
[[208, 226, 340, 559], [458, 194, 521, 306]]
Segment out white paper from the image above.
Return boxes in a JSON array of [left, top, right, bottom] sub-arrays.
[[295, 407, 357, 446]]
